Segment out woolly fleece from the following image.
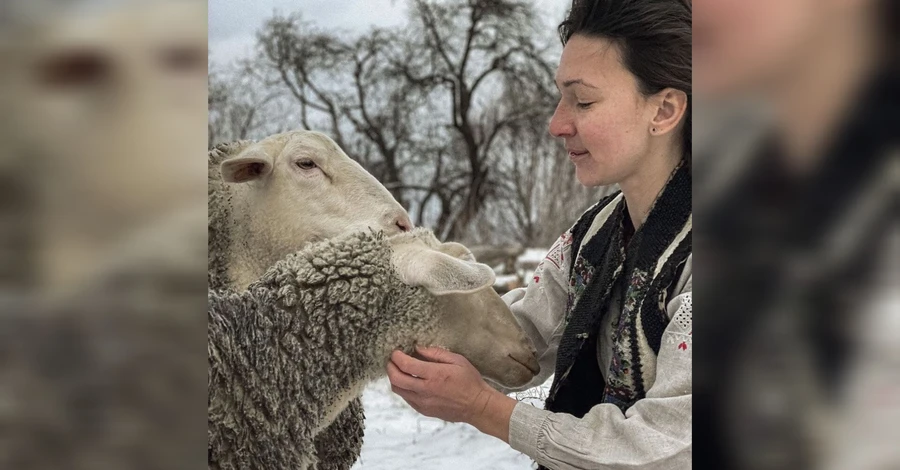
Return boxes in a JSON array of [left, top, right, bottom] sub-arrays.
[[207, 229, 442, 469], [207, 140, 365, 469]]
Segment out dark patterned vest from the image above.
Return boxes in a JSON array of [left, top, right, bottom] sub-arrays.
[[542, 161, 692, 428]]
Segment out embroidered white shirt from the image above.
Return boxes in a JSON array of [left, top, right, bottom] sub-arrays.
[[498, 229, 693, 470]]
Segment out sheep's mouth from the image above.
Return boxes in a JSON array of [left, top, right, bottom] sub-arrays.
[[508, 353, 540, 375]]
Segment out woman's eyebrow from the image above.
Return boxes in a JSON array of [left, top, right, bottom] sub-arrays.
[[561, 78, 598, 89]]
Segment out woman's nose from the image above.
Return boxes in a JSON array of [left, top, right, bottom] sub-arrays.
[[548, 101, 574, 137]]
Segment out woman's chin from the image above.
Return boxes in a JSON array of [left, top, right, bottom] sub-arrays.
[[574, 166, 609, 188]]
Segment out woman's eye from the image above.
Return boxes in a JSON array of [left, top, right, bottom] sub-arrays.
[[296, 159, 317, 170], [576, 102, 595, 109]]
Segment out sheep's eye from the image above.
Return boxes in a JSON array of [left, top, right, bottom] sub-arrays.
[[296, 159, 317, 170]]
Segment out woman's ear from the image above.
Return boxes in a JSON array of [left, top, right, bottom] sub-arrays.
[[649, 88, 689, 135]]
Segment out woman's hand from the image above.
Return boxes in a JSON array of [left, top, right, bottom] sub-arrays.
[[386, 345, 517, 442]]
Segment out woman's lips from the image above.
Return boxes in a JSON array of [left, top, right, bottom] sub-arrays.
[[568, 150, 589, 161]]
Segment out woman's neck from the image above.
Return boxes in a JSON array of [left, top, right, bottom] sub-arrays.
[[771, 8, 882, 174], [619, 145, 683, 230]]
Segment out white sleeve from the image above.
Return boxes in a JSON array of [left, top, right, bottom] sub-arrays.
[[508, 274, 693, 470], [821, 229, 900, 470], [494, 232, 576, 393]]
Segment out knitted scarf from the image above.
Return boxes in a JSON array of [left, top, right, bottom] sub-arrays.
[[543, 160, 692, 419]]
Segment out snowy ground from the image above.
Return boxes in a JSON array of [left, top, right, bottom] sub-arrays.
[[351, 377, 552, 470]]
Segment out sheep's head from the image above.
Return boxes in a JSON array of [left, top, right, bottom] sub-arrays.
[[390, 230, 540, 388], [218, 130, 412, 289]]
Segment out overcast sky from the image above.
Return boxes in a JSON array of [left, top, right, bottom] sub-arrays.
[[208, 0, 568, 65]]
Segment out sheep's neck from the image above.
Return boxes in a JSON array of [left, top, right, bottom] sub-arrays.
[[368, 286, 441, 377], [228, 249, 270, 291], [228, 275, 437, 437], [227, 221, 283, 290], [211, 226, 443, 468], [308, 282, 441, 389]]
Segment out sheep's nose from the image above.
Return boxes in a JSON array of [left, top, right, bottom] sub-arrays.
[[393, 213, 413, 232]]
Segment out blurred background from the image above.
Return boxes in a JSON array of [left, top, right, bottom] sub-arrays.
[[693, 0, 898, 469]]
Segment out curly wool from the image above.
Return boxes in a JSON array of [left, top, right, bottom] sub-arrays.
[[208, 140, 366, 469], [1, 208, 208, 470], [208, 140, 251, 290], [208, 230, 439, 470]]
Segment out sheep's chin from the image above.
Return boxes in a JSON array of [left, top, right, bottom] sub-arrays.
[[487, 374, 530, 389]]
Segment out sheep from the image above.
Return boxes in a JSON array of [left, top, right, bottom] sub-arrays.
[[209, 131, 414, 468], [208, 227, 541, 470], [208, 130, 412, 291], [0, 203, 208, 470]]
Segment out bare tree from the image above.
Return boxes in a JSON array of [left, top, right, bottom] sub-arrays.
[[392, 0, 558, 239], [457, 61, 609, 248], [258, 17, 432, 208], [208, 59, 282, 149], [257, 0, 559, 235]]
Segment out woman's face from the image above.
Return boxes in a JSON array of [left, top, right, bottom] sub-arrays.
[[549, 35, 657, 188], [693, 0, 838, 96]]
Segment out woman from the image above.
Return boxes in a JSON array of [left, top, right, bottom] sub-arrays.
[[386, 1, 693, 469]]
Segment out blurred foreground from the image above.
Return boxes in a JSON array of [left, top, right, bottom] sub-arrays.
[[0, 1, 208, 468], [694, 0, 898, 468]]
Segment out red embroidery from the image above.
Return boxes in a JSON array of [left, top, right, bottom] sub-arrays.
[[533, 275, 540, 283], [543, 232, 573, 270], [678, 342, 688, 351]]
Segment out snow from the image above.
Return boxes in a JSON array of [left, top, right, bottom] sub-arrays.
[[494, 274, 520, 287], [352, 378, 552, 469], [523, 272, 535, 286], [512, 248, 548, 288], [517, 249, 547, 266]]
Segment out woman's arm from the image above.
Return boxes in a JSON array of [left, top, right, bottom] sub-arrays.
[[493, 232, 576, 393]]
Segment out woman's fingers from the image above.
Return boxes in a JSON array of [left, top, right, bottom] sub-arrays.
[[390, 350, 434, 378], [387, 357, 425, 392], [415, 345, 463, 365]]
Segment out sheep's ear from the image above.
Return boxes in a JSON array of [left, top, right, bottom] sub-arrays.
[[392, 243, 495, 295], [438, 242, 477, 262], [220, 154, 272, 183]]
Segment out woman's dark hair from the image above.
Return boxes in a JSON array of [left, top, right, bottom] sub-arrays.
[[559, 0, 692, 164]]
